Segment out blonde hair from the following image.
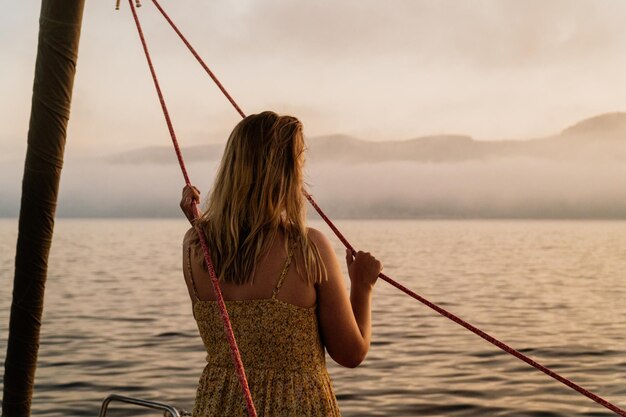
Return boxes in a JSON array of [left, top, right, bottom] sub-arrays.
[[192, 111, 326, 285]]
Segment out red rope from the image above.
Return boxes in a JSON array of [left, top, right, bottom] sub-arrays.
[[303, 192, 626, 417], [126, 2, 257, 416], [150, 0, 246, 119], [132, 1, 626, 416]]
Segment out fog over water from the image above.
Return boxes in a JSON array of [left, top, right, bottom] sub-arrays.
[[310, 159, 626, 219], [2, 114, 626, 219]]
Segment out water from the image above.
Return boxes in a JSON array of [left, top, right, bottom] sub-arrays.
[[1, 219, 625, 416]]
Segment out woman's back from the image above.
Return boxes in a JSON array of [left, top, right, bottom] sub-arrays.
[[183, 229, 341, 417], [183, 228, 316, 307]]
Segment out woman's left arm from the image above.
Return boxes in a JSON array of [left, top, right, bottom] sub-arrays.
[[180, 185, 201, 224]]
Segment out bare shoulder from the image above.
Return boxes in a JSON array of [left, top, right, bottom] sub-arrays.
[[306, 227, 336, 260], [307, 227, 339, 275], [183, 227, 196, 247]]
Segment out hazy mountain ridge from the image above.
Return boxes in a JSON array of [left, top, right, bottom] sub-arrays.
[[3, 113, 626, 218], [106, 113, 626, 165], [561, 112, 626, 137], [106, 144, 225, 164]]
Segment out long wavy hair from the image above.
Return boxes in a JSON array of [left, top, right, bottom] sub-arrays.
[[192, 111, 326, 285]]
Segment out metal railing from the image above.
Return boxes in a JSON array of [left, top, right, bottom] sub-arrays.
[[99, 394, 191, 417]]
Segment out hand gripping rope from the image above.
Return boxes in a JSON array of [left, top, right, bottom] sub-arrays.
[[122, 1, 626, 415]]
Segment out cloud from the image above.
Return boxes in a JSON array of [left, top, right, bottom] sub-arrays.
[[184, 0, 626, 68], [4, 0, 626, 157]]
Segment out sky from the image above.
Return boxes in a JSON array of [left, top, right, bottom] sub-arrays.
[[3, 0, 626, 161]]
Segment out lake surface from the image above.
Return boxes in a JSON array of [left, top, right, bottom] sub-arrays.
[[1, 219, 625, 416]]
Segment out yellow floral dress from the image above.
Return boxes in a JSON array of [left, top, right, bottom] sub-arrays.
[[187, 243, 341, 417]]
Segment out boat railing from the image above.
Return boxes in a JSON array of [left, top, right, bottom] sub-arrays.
[[99, 393, 191, 416]]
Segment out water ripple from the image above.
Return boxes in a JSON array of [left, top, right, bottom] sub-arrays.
[[1, 219, 626, 416]]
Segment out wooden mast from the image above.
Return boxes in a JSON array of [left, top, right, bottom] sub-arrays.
[[3, 1, 85, 415]]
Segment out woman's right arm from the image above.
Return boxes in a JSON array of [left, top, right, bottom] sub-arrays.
[[309, 228, 382, 368]]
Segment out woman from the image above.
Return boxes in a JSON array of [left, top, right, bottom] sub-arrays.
[[180, 111, 382, 416]]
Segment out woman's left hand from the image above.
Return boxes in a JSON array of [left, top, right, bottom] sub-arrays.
[[180, 185, 201, 224]]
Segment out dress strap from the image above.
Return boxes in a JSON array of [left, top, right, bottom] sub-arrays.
[[271, 239, 297, 299], [186, 245, 201, 301]]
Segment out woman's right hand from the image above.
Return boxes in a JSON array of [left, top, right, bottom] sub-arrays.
[[346, 249, 382, 290], [180, 185, 201, 224], [310, 228, 382, 368]]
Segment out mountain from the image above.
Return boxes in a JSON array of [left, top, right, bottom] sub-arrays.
[[307, 134, 479, 163], [105, 113, 626, 165], [561, 112, 626, 137], [4, 113, 626, 219], [106, 144, 225, 164]]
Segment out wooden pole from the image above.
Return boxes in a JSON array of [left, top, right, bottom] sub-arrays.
[[2, 1, 85, 415]]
